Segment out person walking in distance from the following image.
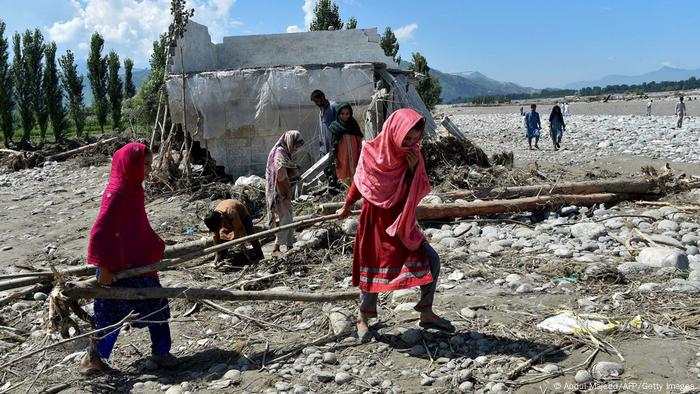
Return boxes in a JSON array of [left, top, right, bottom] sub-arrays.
[[549, 105, 565, 150], [524, 104, 541, 150], [646, 99, 653, 116], [676, 96, 687, 128]]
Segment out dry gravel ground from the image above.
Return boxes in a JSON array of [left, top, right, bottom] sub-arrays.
[[1, 98, 700, 394]]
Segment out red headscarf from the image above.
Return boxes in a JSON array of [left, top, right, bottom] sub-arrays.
[[87, 142, 164, 276], [353, 109, 431, 251]]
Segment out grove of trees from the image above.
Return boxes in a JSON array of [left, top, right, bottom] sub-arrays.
[[0, 18, 140, 147]]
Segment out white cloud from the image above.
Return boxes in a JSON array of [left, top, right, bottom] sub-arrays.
[[303, 0, 315, 29], [287, 25, 303, 33], [662, 60, 673, 67], [394, 23, 418, 41], [46, 0, 239, 67]]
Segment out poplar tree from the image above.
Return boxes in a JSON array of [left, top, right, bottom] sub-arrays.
[[107, 50, 123, 129], [44, 42, 67, 141], [87, 32, 108, 133], [59, 50, 86, 138], [0, 20, 14, 147], [408, 52, 442, 111], [24, 29, 48, 141], [310, 0, 343, 31], [123, 58, 136, 99], [12, 34, 34, 143], [380, 27, 401, 64]]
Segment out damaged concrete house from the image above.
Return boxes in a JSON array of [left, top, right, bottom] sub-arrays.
[[165, 21, 436, 179]]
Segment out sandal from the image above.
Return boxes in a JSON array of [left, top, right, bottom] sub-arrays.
[[355, 328, 374, 343], [419, 318, 456, 332]]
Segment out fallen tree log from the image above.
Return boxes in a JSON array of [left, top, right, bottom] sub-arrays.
[[0, 214, 332, 291], [415, 193, 634, 221], [62, 283, 359, 302], [79, 212, 355, 285], [45, 137, 119, 162], [320, 194, 634, 220], [438, 178, 661, 201]]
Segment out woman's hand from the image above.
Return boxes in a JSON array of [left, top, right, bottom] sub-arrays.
[[97, 268, 116, 286], [336, 203, 352, 219], [406, 150, 419, 173]]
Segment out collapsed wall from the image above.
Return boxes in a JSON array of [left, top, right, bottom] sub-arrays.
[[165, 21, 436, 178]]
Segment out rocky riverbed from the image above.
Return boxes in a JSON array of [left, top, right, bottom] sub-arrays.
[[2, 107, 700, 393]]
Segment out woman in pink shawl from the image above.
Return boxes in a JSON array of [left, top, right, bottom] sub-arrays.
[[80, 143, 179, 375], [266, 130, 304, 257], [337, 109, 454, 341]]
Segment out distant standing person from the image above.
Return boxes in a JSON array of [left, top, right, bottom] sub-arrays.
[[524, 104, 541, 150], [329, 102, 364, 186], [549, 105, 565, 150], [646, 99, 653, 116], [676, 96, 687, 128], [311, 90, 338, 181], [519, 106, 524, 116], [563, 102, 570, 116]]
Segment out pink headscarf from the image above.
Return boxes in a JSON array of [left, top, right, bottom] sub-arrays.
[[353, 109, 431, 251], [87, 142, 164, 275]]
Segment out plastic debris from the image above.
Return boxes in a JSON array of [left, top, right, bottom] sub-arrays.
[[537, 311, 619, 335]]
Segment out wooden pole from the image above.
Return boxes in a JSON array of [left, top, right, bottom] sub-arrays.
[[62, 284, 359, 303], [45, 137, 120, 162], [438, 178, 661, 201], [80, 212, 355, 285], [319, 194, 633, 220]]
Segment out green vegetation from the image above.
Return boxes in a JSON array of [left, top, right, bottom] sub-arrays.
[[87, 32, 108, 134], [409, 52, 442, 111], [44, 42, 67, 141], [345, 17, 357, 29], [310, 0, 343, 31], [459, 76, 700, 105], [380, 27, 400, 64], [107, 50, 123, 129], [59, 50, 86, 138], [0, 20, 14, 147]]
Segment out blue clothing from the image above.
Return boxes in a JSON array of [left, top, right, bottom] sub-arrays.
[[319, 101, 338, 156], [93, 271, 171, 359], [525, 111, 541, 138], [550, 116, 565, 144]]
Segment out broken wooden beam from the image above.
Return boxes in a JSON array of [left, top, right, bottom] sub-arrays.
[[295, 153, 330, 198], [415, 193, 633, 221], [438, 179, 662, 201], [320, 194, 633, 220], [62, 283, 359, 303], [83, 212, 356, 284], [440, 116, 468, 142], [45, 137, 119, 162]]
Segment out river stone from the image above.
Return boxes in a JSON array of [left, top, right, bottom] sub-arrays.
[[592, 362, 624, 379], [687, 246, 699, 256], [638, 282, 661, 292], [458, 381, 474, 392], [222, 369, 242, 383], [649, 234, 684, 249], [333, 372, 352, 384], [453, 222, 472, 237], [575, 370, 593, 383], [329, 311, 352, 335], [617, 261, 655, 275], [440, 237, 466, 248], [571, 223, 606, 240], [636, 247, 689, 270], [657, 220, 680, 232], [401, 328, 422, 345], [342, 218, 358, 235]]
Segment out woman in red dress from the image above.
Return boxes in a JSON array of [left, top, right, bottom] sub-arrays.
[[337, 109, 454, 340]]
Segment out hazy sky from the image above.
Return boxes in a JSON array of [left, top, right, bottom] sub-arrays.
[[2, 0, 699, 88]]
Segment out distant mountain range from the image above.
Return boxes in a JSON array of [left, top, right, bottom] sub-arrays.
[[432, 70, 538, 102], [564, 66, 700, 89], [81, 66, 150, 105]]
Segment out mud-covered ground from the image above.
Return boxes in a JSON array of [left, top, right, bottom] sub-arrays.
[[1, 105, 700, 394]]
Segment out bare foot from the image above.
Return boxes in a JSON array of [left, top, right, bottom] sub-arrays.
[[79, 351, 111, 376], [419, 311, 441, 325]]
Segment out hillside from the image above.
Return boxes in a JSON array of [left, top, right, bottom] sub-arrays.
[[432, 69, 538, 102], [564, 66, 700, 89]]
